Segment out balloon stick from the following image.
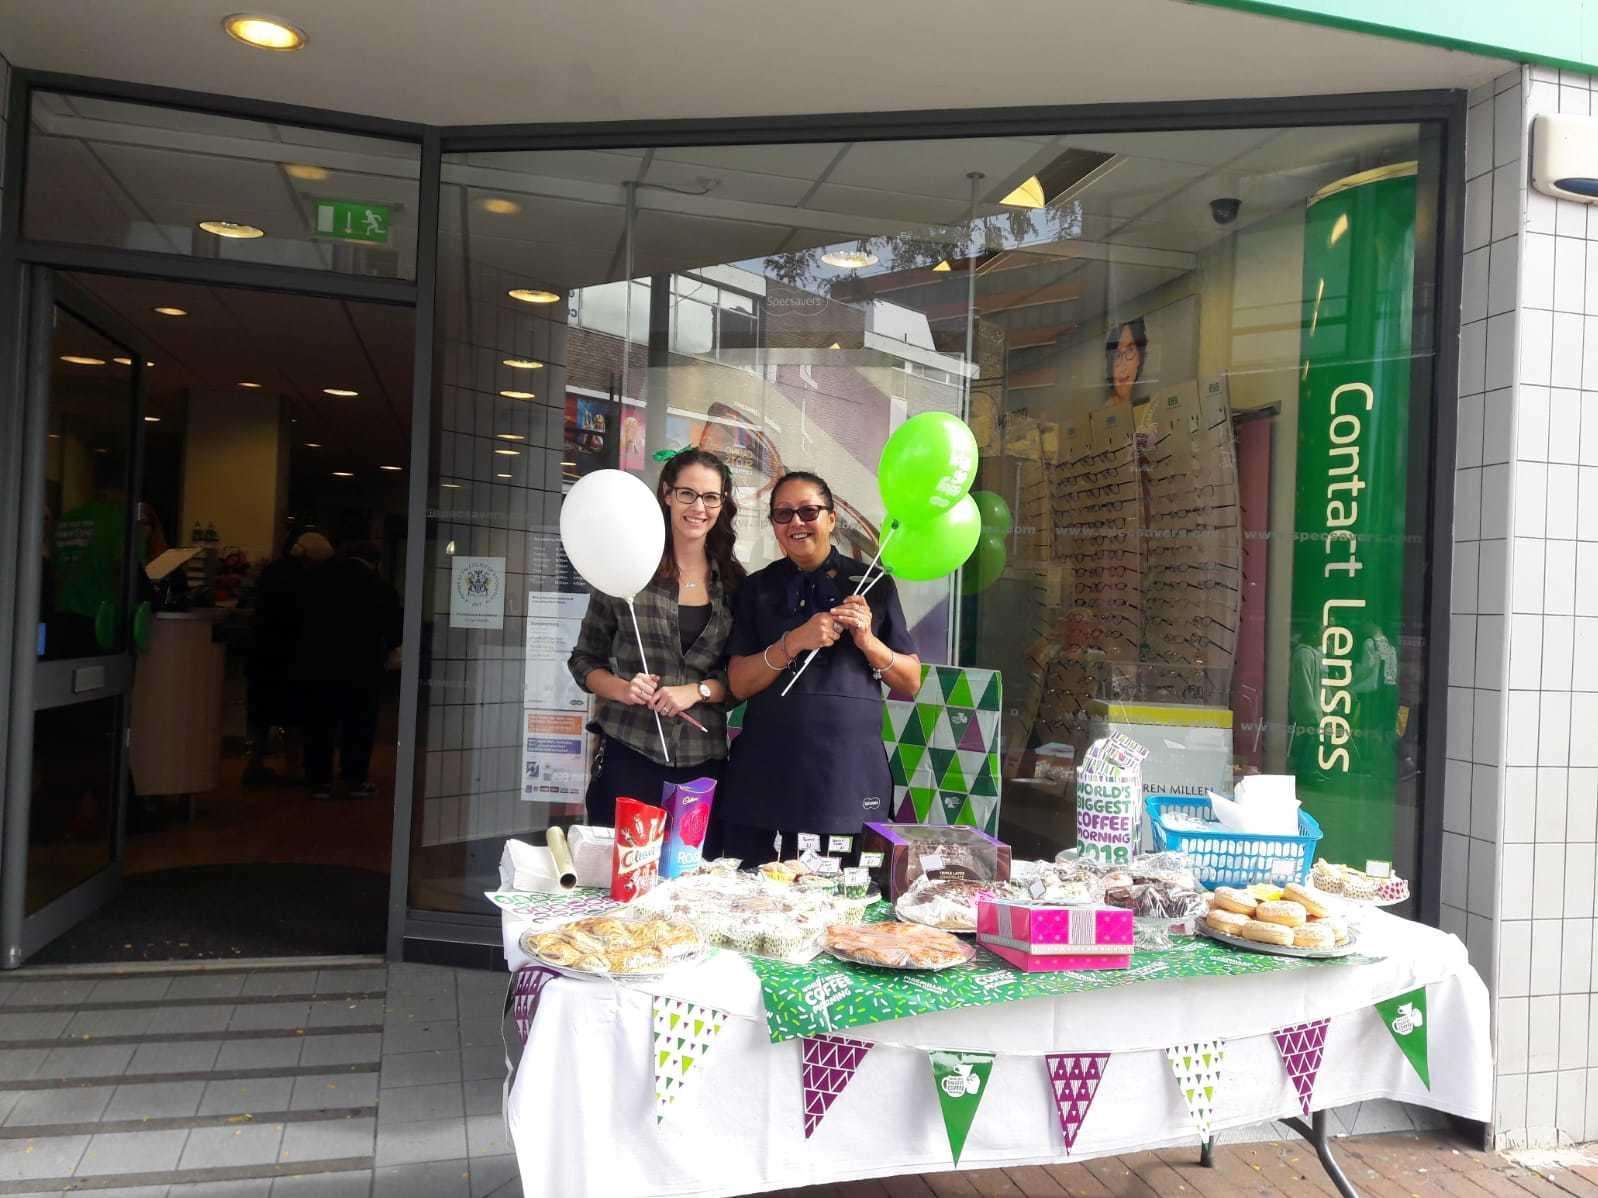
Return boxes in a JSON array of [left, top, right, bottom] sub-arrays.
[[627, 597, 671, 763], [780, 527, 896, 698]]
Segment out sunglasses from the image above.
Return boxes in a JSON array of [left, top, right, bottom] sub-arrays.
[[771, 504, 832, 525]]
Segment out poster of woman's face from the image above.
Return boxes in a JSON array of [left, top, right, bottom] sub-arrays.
[[1106, 317, 1149, 404]]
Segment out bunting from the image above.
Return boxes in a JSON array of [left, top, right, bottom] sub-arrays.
[[1375, 987, 1430, 1089], [1166, 1039, 1226, 1141], [929, 1049, 996, 1164], [1272, 1020, 1330, 1118], [800, 1034, 874, 1138], [652, 996, 728, 1122], [1044, 1052, 1111, 1153]]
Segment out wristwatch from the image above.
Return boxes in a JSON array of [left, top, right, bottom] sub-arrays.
[[697, 680, 713, 701]]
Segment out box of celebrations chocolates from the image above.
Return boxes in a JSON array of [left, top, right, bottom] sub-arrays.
[[975, 898, 1133, 971]]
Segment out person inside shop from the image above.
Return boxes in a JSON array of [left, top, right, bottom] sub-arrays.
[[241, 528, 308, 785], [567, 448, 742, 826], [718, 471, 920, 862]]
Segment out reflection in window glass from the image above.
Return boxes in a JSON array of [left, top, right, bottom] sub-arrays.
[[420, 125, 1437, 915]]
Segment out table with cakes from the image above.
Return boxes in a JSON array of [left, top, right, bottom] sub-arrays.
[[494, 759, 1489, 1198]]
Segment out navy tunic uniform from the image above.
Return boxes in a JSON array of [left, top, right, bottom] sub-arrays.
[[718, 548, 916, 857]]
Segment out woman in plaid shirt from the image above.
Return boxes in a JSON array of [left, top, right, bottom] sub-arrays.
[[567, 450, 745, 825]]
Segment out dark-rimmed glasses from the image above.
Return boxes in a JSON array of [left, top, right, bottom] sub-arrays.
[[669, 487, 724, 509]]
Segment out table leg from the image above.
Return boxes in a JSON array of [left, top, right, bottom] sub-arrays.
[[1200, 1136, 1215, 1167], [1282, 1110, 1360, 1198]]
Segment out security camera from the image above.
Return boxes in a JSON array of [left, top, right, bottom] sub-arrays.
[[1210, 197, 1242, 225]]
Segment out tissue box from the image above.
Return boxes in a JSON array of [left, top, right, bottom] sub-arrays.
[[976, 899, 1132, 971], [861, 822, 1011, 902], [567, 826, 614, 889]]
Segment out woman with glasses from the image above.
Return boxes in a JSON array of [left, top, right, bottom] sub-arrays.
[[567, 449, 745, 826], [717, 471, 920, 862]]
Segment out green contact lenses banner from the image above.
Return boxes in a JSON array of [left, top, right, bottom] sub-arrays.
[[1289, 164, 1415, 864]]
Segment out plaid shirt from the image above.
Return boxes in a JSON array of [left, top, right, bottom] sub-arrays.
[[567, 565, 734, 767]]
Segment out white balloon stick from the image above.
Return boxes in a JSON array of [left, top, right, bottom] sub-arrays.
[[778, 565, 888, 698], [627, 597, 671, 764]]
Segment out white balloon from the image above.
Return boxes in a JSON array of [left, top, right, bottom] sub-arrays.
[[559, 469, 665, 598]]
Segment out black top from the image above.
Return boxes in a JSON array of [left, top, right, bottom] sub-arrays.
[[720, 548, 916, 833], [679, 603, 712, 654]]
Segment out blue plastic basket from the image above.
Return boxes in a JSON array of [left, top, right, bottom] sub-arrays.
[[1144, 795, 1323, 889]]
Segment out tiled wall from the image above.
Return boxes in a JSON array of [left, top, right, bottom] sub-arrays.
[[1451, 65, 1598, 1149]]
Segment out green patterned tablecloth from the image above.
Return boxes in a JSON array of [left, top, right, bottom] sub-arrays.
[[746, 930, 1379, 1042]]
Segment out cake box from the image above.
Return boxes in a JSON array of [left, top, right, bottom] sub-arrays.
[[860, 822, 1012, 901], [975, 898, 1133, 972]]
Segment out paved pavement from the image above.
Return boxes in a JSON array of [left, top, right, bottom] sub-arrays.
[[0, 957, 1563, 1198]]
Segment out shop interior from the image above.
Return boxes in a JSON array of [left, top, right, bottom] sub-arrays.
[[30, 273, 413, 963]]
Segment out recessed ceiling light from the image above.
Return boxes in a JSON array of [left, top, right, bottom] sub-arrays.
[[496, 472, 513, 479], [331, 470, 354, 478], [198, 220, 265, 239], [153, 307, 187, 317], [146, 361, 156, 367], [480, 197, 521, 216], [323, 388, 358, 397], [48, 434, 61, 440], [223, 13, 307, 51], [239, 381, 263, 389], [143, 415, 161, 423], [499, 390, 536, 400], [284, 163, 329, 181], [380, 465, 403, 471], [828, 341, 842, 350], [502, 358, 543, 370], [304, 442, 322, 448], [495, 433, 525, 441], [507, 288, 560, 305], [60, 355, 106, 366], [494, 449, 521, 457], [932, 260, 952, 272], [561, 461, 576, 467], [112, 356, 133, 365], [441, 482, 463, 490], [1000, 175, 1046, 209], [821, 249, 878, 270]]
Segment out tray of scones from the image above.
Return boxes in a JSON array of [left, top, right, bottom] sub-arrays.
[[523, 912, 706, 978], [1197, 883, 1358, 958]]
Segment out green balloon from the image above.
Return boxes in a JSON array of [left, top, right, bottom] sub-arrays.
[[963, 533, 1007, 594], [880, 495, 982, 581], [971, 490, 1012, 535], [877, 412, 978, 526]]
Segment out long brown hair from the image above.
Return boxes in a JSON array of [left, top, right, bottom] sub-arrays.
[[657, 449, 746, 591]]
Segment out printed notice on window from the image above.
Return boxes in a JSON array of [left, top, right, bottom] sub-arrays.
[[520, 591, 591, 803]]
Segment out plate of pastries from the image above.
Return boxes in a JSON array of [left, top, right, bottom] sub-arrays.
[[1197, 883, 1359, 959], [824, 920, 975, 971], [524, 913, 706, 977]]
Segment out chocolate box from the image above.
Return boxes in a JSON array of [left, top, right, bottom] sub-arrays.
[[975, 898, 1133, 972], [860, 822, 1011, 901]]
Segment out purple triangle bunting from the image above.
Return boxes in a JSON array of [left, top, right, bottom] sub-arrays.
[[1271, 1019, 1330, 1119], [1044, 1052, 1111, 1153], [510, 966, 559, 1045], [801, 1034, 874, 1138]]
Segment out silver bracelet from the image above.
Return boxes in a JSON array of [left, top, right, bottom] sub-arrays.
[[871, 651, 896, 681], [762, 642, 788, 671]]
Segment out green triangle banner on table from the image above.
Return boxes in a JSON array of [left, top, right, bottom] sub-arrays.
[[1374, 986, 1430, 1089], [1166, 1039, 1225, 1142], [929, 1049, 995, 1164], [651, 995, 728, 1122]]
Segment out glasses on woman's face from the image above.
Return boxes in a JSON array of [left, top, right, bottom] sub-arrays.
[[670, 487, 723, 510], [771, 504, 831, 525]]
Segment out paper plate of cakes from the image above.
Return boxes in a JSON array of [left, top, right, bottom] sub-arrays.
[[1197, 883, 1361, 959]]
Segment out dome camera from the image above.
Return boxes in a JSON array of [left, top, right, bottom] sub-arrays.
[[1210, 197, 1242, 226]]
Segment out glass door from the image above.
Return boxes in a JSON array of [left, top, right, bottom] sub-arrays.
[[1, 272, 150, 967]]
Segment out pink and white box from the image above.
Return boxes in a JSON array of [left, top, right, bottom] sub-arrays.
[[975, 899, 1133, 972]]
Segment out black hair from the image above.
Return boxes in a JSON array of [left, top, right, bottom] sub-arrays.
[[658, 448, 746, 591], [1105, 317, 1149, 386], [769, 471, 834, 516]]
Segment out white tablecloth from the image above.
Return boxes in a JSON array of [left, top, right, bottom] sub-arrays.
[[504, 911, 1491, 1198]]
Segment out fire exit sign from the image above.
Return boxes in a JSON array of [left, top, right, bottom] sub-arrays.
[[314, 200, 391, 244]]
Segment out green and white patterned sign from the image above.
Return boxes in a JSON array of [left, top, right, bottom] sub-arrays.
[[883, 665, 1003, 835]]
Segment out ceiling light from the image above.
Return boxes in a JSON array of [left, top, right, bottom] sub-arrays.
[[112, 356, 133, 365], [223, 14, 307, 51], [441, 482, 462, 490], [496, 472, 513, 479], [60, 355, 106, 366], [507, 288, 560, 304], [146, 361, 156, 367], [331, 470, 354, 478], [828, 342, 842, 350], [561, 461, 575, 467], [304, 442, 322, 448], [323, 388, 358, 397], [932, 260, 952, 272], [198, 220, 265, 239], [239, 382, 262, 389], [999, 148, 1116, 210], [502, 358, 543, 370], [143, 416, 161, 423], [445, 540, 456, 554], [380, 465, 403, 471], [153, 307, 187, 317], [1000, 176, 1046, 209], [481, 197, 521, 216], [495, 448, 521, 456], [820, 249, 878, 270], [499, 389, 536, 400], [285, 163, 329, 181], [495, 433, 525, 441]]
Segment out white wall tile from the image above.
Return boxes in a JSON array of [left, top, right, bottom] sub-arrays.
[[1466, 100, 1493, 181], [1581, 394, 1598, 464], [1571, 770, 1598, 841], [1500, 1071, 1530, 1134], [1468, 173, 1495, 251], [1581, 467, 1598, 540], [1568, 846, 1597, 919], [1496, 85, 1524, 168], [1522, 308, 1553, 386], [1449, 685, 1477, 761], [1463, 246, 1490, 328], [1537, 843, 1569, 916], [1506, 767, 1539, 842], [1478, 684, 1504, 767], [1445, 757, 1473, 835], [1510, 614, 1543, 689], [1530, 186, 1559, 237], [1470, 913, 1497, 990], [1561, 1067, 1590, 1140], [1457, 468, 1483, 540], [1484, 464, 1513, 539], [1476, 762, 1504, 840], [1502, 234, 1534, 313], [1508, 690, 1542, 765], [1443, 831, 1469, 909], [1573, 693, 1598, 767], [1521, 384, 1553, 461], [1504, 920, 1535, 996], [1479, 613, 1507, 689], [1556, 238, 1588, 313], [1482, 539, 1510, 614], [1485, 387, 1514, 465], [1534, 920, 1567, 994], [1580, 623, 1598, 688], [1515, 538, 1547, 613], [1442, 902, 1468, 940], [1542, 692, 1573, 766], [1586, 242, 1598, 315], [1517, 463, 1549, 537], [1504, 843, 1536, 918], [1553, 310, 1582, 386], [1549, 464, 1579, 538], [1577, 544, 1598, 616], [1560, 198, 1591, 239], [1540, 768, 1571, 842], [1544, 616, 1576, 691], [1462, 319, 1488, 396], [1454, 614, 1479, 686], [1458, 389, 1486, 470], [1551, 389, 1582, 464], [1470, 836, 1498, 916], [1533, 996, 1563, 1070], [1455, 541, 1481, 614], [1547, 540, 1577, 615], [1501, 996, 1531, 1073], [1561, 86, 1592, 116], [1566, 920, 1595, 991], [1496, 170, 1525, 248]]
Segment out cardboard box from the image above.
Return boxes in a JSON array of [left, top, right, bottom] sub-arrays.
[[861, 822, 1012, 901], [976, 900, 1133, 971]]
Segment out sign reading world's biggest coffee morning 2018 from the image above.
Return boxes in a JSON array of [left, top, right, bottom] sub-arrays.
[[1289, 164, 1415, 866]]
